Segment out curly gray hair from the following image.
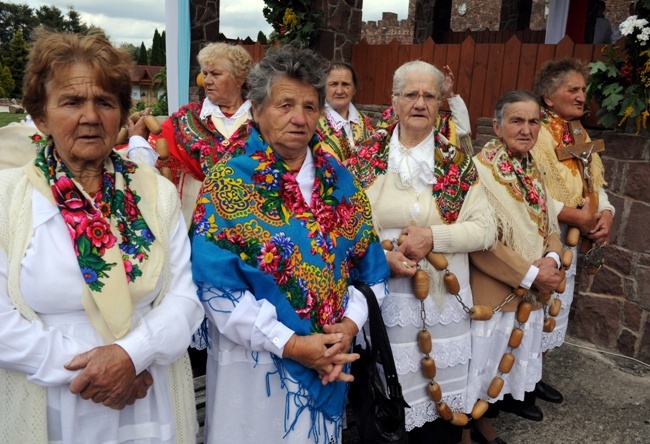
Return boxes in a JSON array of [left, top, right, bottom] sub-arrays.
[[247, 45, 330, 111]]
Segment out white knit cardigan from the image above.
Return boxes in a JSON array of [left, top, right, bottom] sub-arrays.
[[0, 165, 198, 443]]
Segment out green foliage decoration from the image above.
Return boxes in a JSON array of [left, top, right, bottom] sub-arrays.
[[587, 1, 650, 131], [262, 0, 322, 46]]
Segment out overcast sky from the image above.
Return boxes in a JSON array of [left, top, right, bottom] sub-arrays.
[[6, 0, 409, 46]]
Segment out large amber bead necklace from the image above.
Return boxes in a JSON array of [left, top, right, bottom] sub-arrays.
[[382, 235, 569, 425]]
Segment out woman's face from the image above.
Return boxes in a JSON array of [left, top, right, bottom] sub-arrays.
[[544, 70, 587, 121], [34, 63, 121, 170], [392, 71, 441, 138], [493, 100, 541, 156], [202, 59, 243, 107], [254, 76, 320, 159], [326, 68, 356, 115]]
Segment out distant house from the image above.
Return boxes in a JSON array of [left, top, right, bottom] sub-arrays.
[[131, 65, 165, 105]]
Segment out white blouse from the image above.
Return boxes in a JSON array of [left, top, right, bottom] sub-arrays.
[[0, 189, 204, 443]]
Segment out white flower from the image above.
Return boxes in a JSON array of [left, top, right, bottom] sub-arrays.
[[619, 15, 638, 36], [639, 27, 650, 45]]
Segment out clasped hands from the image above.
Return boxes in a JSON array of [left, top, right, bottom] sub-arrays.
[[575, 197, 613, 245], [65, 344, 153, 411], [385, 226, 433, 278], [283, 317, 360, 385]]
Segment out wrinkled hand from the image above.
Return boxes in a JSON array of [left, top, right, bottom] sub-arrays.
[[587, 209, 613, 245], [110, 370, 153, 410], [386, 250, 417, 278], [128, 107, 151, 139], [65, 344, 138, 407], [576, 197, 601, 235], [283, 333, 359, 385], [532, 260, 563, 294], [441, 65, 455, 99], [323, 317, 359, 356], [397, 226, 434, 264]]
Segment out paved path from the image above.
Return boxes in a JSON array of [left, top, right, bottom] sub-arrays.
[[343, 335, 650, 443]]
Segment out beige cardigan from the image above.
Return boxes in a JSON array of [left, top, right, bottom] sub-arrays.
[[0, 164, 197, 443]]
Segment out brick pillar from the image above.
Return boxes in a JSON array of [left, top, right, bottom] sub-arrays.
[[312, 0, 363, 62], [413, 0, 435, 43], [189, 0, 220, 102]]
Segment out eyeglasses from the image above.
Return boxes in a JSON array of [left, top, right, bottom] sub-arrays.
[[396, 91, 441, 103]]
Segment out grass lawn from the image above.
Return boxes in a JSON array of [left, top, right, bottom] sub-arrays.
[[0, 113, 27, 127]]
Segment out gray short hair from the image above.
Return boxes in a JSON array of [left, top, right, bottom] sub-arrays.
[[247, 45, 330, 110], [493, 90, 539, 126], [392, 61, 443, 96]]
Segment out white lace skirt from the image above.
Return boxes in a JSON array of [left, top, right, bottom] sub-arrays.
[[382, 275, 472, 432], [466, 309, 544, 406], [542, 234, 578, 352]]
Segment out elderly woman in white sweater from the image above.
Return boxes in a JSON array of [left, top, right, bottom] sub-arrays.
[[348, 60, 496, 444]]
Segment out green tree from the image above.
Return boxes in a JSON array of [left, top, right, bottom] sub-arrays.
[[119, 43, 139, 62], [0, 63, 16, 98], [7, 28, 29, 98], [35, 5, 66, 31], [150, 29, 164, 66], [257, 30, 268, 44], [64, 7, 88, 34], [137, 42, 148, 65], [159, 30, 167, 65], [0, 2, 37, 58]]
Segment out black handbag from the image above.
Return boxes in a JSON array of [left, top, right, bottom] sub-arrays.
[[348, 281, 410, 444]]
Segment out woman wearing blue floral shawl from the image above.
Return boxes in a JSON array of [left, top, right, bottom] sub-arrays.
[[191, 45, 389, 443]]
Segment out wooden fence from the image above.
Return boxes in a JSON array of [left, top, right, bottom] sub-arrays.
[[240, 35, 608, 134], [442, 28, 546, 44], [350, 35, 608, 134]]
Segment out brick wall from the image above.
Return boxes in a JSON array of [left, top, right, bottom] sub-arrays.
[[362, 0, 632, 40], [361, 12, 414, 44]]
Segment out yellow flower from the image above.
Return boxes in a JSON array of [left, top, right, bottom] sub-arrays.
[[618, 106, 634, 126], [283, 8, 299, 29]]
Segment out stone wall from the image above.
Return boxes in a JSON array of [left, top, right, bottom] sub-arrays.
[[189, 0, 220, 103], [361, 12, 414, 44], [575, 129, 650, 363], [314, 0, 364, 61], [363, 0, 632, 41]]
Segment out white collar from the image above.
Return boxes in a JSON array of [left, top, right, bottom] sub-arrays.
[[200, 99, 252, 121], [387, 125, 437, 188], [324, 103, 360, 132]]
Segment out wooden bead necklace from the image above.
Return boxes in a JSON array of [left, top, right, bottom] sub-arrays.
[[382, 234, 568, 425]]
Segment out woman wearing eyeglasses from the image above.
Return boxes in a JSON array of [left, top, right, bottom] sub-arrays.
[[348, 61, 495, 443]]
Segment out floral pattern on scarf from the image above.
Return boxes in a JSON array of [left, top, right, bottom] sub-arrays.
[[540, 107, 581, 176], [316, 112, 374, 161], [35, 146, 155, 291], [477, 139, 549, 240], [192, 130, 384, 331], [348, 123, 478, 224], [167, 101, 250, 180]]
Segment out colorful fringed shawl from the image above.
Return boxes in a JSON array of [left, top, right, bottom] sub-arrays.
[[191, 127, 388, 419], [161, 101, 251, 185], [316, 110, 374, 161], [30, 145, 162, 343], [347, 123, 478, 224], [532, 107, 605, 209], [476, 139, 556, 261]]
